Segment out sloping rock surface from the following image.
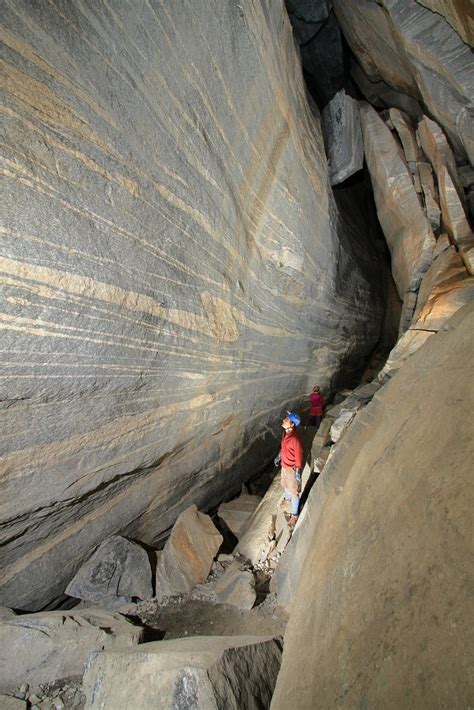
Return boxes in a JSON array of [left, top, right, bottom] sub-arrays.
[[65, 536, 152, 608], [0, 609, 143, 694], [83, 635, 282, 709], [0, 0, 383, 610], [272, 303, 474, 709]]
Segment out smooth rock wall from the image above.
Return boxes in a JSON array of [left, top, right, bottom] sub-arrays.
[[0, 1, 383, 609]]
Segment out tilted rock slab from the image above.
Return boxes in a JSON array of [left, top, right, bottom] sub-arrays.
[[0, 609, 143, 694], [272, 303, 474, 709], [155, 505, 222, 601], [417, 0, 473, 47], [417, 116, 471, 243], [0, 0, 383, 610], [218, 493, 262, 539], [360, 102, 435, 299], [418, 161, 441, 232], [65, 536, 153, 608], [334, 0, 474, 162], [83, 635, 282, 709], [378, 245, 474, 378], [235, 477, 282, 566], [321, 89, 364, 185], [389, 108, 419, 163]]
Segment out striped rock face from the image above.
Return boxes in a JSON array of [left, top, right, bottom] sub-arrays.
[[0, 1, 383, 609]]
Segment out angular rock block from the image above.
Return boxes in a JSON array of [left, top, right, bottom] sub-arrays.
[[322, 90, 364, 185], [0, 610, 142, 694], [155, 505, 223, 601], [360, 102, 435, 298], [218, 493, 262, 539], [330, 410, 356, 443], [214, 561, 256, 610], [235, 478, 282, 566], [83, 635, 282, 709], [65, 536, 153, 607]]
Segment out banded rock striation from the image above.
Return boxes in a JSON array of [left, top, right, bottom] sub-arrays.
[[333, 0, 474, 162], [0, 1, 383, 609]]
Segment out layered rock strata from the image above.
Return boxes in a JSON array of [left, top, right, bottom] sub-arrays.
[[0, 1, 383, 609], [333, 0, 474, 162], [360, 103, 436, 299]]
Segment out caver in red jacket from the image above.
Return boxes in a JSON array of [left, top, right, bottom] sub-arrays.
[[309, 391, 326, 417], [281, 428, 304, 469]]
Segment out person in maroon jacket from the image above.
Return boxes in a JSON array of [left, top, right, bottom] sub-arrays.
[[308, 385, 326, 428], [274, 411, 304, 527]]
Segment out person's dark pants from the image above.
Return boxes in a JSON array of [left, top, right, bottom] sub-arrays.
[[308, 415, 322, 427]]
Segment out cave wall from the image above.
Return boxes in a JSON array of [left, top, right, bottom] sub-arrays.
[[0, 0, 383, 609]]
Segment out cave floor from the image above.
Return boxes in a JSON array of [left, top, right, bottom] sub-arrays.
[[125, 570, 288, 642]]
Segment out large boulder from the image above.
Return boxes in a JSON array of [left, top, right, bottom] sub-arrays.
[[0, 609, 143, 694], [83, 635, 282, 709], [0, 0, 383, 611], [272, 303, 474, 708], [155, 505, 223, 601], [65, 536, 153, 608]]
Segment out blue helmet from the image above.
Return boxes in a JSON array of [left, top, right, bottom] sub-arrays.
[[286, 411, 301, 426]]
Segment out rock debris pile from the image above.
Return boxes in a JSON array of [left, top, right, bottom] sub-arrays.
[[0, 379, 385, 709]]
